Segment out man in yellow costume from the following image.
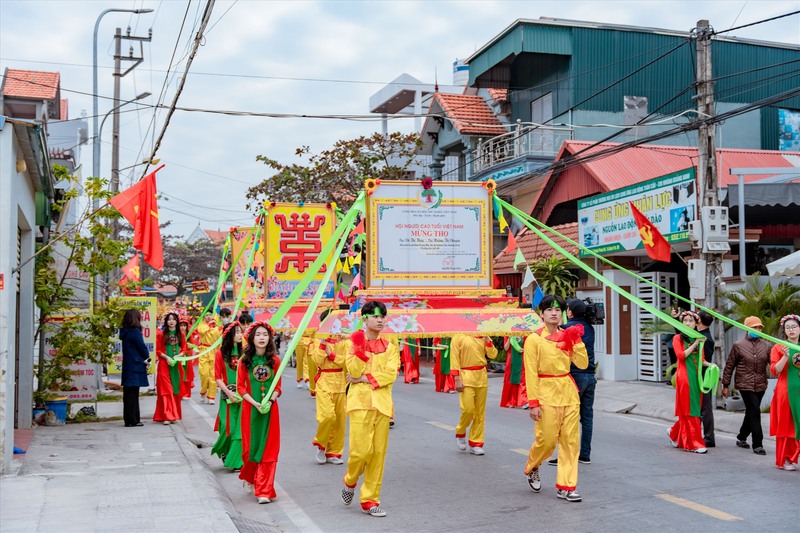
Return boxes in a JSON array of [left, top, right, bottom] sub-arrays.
[[310, 309, 347, 465], [294, 331, 316, 394], [523, 295, 588, 503], [340, 301, 399, 518], [197, 314, 221, 404], [450, 333, 498, 455]]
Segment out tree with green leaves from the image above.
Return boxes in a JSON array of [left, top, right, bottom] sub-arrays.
[[34, 165, 133, 405], [529, 254, 577, 299], [246, 132, 423, 210], [151, 237, 223, 297], [718, 275, 800, 336]]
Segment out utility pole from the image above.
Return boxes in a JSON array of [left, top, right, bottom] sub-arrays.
[[692, 19, 728, 369], [111, 26, 152, 197], [109, 25, 151, 299]]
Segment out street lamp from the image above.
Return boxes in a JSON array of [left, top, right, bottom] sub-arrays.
[[91, 8, 151, 310], [92, 8, 152, 182]]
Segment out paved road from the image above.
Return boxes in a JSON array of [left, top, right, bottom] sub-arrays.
[[182, 372, 797, 533]]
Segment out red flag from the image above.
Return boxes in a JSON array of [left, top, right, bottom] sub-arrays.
[[629, 201, 671, 262], [502, 232, 518, 254], [118, 255, 141, 287], [109, 165, 165, 270]]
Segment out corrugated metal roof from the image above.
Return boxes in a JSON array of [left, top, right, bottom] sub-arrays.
[[3, 69, 60, 100], [433, 93, 505, 136], [533, 140, 800, 222], [494, 223, 580, 274]]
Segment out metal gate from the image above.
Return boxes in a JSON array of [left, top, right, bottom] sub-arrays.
[[636, 272, 677, 382]]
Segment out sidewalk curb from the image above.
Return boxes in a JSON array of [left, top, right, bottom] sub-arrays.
[[172, 422, 240, 531]]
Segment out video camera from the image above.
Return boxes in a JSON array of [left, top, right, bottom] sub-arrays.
[[583, 298, 605, 325]]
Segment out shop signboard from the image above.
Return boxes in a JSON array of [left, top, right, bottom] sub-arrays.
[[578, 168, 696, 257]]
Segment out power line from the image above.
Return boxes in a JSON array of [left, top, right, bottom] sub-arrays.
[[714, 9, 800, 35]]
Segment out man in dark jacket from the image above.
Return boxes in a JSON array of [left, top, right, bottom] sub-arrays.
[[549, 299, 596, 465], [721, 316, 772, 455], [696, 310, 716, 447]]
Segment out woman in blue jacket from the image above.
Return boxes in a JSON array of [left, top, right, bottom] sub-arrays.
[[120, 309, 151, 427]]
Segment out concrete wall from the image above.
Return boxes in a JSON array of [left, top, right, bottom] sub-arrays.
[[0, 126, 38, 473]]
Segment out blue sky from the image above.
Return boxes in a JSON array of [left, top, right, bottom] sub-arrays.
[[1, 0, 798, 237]]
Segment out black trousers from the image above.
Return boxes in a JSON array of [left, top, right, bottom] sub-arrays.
[[123, 386, 141, 426], [701, 390, 715, 446], [737, 390, 766, 448]]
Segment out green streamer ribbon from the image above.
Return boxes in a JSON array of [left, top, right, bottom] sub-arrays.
[[495, 196, 799, 352], [260, 193, 366, 409], [509, 337, 524, 353], [175, 218, 265, 362], [398, 339, 446, 351], [495, 196, 703, 341]]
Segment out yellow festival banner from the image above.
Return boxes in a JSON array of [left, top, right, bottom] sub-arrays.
[[229, 227, 266, 299], [366, 181, 493, 289], [264, 203, 337, 299]]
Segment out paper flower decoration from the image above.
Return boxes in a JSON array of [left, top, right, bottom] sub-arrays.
[[421, 176, 433, 190], [365, 178, 381, 195], [483, 179, 496, 193]]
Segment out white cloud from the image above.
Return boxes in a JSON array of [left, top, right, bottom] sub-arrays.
[[1, 0, 798, 238]]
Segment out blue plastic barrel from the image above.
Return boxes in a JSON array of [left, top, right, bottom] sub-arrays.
[[44, 398, 68, 426]]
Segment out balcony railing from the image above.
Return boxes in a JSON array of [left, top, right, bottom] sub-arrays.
[[473, 122, 573, 174]]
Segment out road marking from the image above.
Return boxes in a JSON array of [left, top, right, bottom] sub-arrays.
[[142, 461, 182, 466], [656, 493, 742, 521], [92, 464, 137, 469], [511, 448, 529, 456], [194, 399, 322, 532], [426, 421, 456, 431]]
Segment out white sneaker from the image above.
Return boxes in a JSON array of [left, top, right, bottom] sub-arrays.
[[200, 396, 207, 404], [782, 460, 797, 471], [527, 469, 541, 492], [693, 447, 708, 454], [362, 505, 387, 517], [456, 437, 467, 451], [296, 381, 303, 389], [315, 448, 327, 464], [303, 382, 310, 390], [557, 489, 582, 502], [257, 497, 271, 504], [667, 429, 677, 448], [326, 456, 344, 465], [243, 481, 253, 494], [469, 446, 485, 456], [163, 421, 170, 426], [209, 399, 215, 405]]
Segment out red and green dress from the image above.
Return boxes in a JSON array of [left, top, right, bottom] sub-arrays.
[[500, 336, 527, 408], [153, 329, 185, 422], [237, 354, 282, 499], [401, 337, 420, 384], [769, 344, 800, 468], [211, 348, 243, 469], [433, 337, 455, 393], [668, 334, 706, 451]]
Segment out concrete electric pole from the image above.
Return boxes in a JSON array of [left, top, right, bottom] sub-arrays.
[[692, 19, 729, 368]]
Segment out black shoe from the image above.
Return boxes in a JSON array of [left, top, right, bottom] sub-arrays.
[[736, 440, 750, 449], [547, 458, 558, 466], [753, 447, 766, 455], [704, 441, 716, 448], [578, 456, 591, 464]]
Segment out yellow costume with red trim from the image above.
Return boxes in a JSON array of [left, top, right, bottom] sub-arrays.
[[523, 326, 588, 492], [310, 337, 348, 459], [342, 333, 399, 511], [450, 334, 498, 448], [197, 322, 220, 400]]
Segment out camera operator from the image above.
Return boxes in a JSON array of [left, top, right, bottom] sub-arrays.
[[549, 299, 596, 465]]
